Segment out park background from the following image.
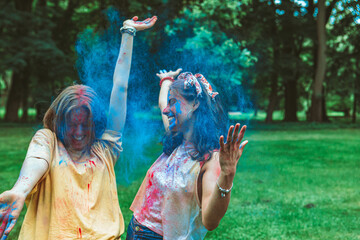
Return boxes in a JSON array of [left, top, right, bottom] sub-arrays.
[[0, 0, 359, 239]]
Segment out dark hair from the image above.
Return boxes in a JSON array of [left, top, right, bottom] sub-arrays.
[[162, 74, 228, 161], [43, 85, 107, 146]]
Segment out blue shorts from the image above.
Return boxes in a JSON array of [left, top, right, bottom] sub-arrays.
[[126, 215, 163, 240]]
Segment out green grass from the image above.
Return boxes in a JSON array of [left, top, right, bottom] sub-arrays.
[[0, 123, 359, 239]]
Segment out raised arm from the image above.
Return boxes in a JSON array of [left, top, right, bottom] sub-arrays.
[[107, 16, 157, 132], [156, 68, 182, 131], [201, 123, 248, 230]]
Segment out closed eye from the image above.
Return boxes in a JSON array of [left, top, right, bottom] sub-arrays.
[[169, 98, 176, 106]]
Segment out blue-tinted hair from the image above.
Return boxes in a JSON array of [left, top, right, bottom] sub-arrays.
[[43, 85, 107, 146], [163, 75, 228, 161]]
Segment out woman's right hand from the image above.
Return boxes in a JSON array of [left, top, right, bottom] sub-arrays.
[[156, 68, 182, 80], [0, 190, 26, 240], [123, 16, 157, 31]]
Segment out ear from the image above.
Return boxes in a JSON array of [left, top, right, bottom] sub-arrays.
[[192, 99, 200, 111]]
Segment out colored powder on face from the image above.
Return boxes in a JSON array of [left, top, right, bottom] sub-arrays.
[[78, 227, 82, 238]]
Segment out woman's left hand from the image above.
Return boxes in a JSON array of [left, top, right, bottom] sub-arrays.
[[156, 68, 182, 80], [219, 123, 248, 176], [123, 16, 157, 31]]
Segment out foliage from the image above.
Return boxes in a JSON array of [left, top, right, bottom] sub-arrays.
[[0, 0, 359, 122]]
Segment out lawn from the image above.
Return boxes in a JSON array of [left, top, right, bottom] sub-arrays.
[[0, 122, 359, 239]]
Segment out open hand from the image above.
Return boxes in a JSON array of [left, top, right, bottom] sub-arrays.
[[219, 123, 248, 176], [123, 16, 157, 31], [156, 68, 182, 80], [0, 191, 26, 240]]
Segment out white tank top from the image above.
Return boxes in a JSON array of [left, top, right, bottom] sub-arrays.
[[130, 141, 208, 239]]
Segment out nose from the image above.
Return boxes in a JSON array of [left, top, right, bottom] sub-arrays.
[[163, 105, 170, 116], [75, 125, 84, 136]]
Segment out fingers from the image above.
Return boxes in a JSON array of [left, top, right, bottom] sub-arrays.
[[4, 218, 16, 236], [174, 68, 182, 77], [219, 135, 225, 150], [226, 125, 234, 144], [239, 140, 248, 150], [232, 123, 240, 143], [236, 125, 247, 145], [0, 214, 8, 237], [137, 16, 157, 26], [147, 16, 158, 27]]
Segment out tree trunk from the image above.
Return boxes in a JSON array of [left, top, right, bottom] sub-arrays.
[[5, 0, 34, 122], [353, 77, 358, 123], [21, 63, 31, 122], [266, 5, 280, 123], [284, 79, 298, 122], [5, 71, 23, 122], [266, 71, 279, 123], [310, 0, 326, 122], [321, 87, 329, 122]]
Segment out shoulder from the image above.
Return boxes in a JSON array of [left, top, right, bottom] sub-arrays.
[[32, 128, 56, 145], [99, 129, 122, 143], [201, 151, 220, 176], [35, 128, 55, 137]]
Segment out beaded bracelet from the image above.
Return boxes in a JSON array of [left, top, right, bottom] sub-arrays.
[[120, 26, 136, 36], [216, 181, 233, 198], [159, 77, 174, 87]]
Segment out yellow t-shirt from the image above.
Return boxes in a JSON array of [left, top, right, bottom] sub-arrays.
[[18, 129, 124, 240]]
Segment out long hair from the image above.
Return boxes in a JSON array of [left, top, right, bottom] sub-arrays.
[[162, 74, 228, 161], [43, 85, 107, 146]]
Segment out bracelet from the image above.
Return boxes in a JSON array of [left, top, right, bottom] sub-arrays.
[[216, 180, 233, 198], [120, 26, 136, 36], [159, 77, 174, 86]]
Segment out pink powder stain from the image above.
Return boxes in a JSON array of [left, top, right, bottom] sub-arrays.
[[140, 170, 162, 219], [78, 227, 82, 239], [89, 160, 96, 167], [76, 87, 89, 106], [87, 183, 91, 212]]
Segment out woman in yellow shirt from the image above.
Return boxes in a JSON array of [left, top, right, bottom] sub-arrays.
[[0, 15, 157, 240]]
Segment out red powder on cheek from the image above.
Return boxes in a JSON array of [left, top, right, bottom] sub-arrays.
[[78, 227, 82, 238]]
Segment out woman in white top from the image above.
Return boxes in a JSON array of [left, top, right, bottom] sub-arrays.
[[128, 69, 248, 239]]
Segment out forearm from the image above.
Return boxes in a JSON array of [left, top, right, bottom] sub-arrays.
[[159, 80, 172, 111], [11, 157, 48, 197], [113, 33, 134, 88], [159, 80, 172, 130], [202, 172, 235, 231], [107, 33, 134, 132]]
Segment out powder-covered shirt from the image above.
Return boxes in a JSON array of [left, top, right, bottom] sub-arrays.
[[130, 141, 208, 240], [19, 128, 124, 240]]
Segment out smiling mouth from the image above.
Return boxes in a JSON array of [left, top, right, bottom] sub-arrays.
[[73, 136, 85, 141]]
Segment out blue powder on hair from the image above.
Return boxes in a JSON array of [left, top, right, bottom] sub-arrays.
[[75, 7, 254, 185]]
